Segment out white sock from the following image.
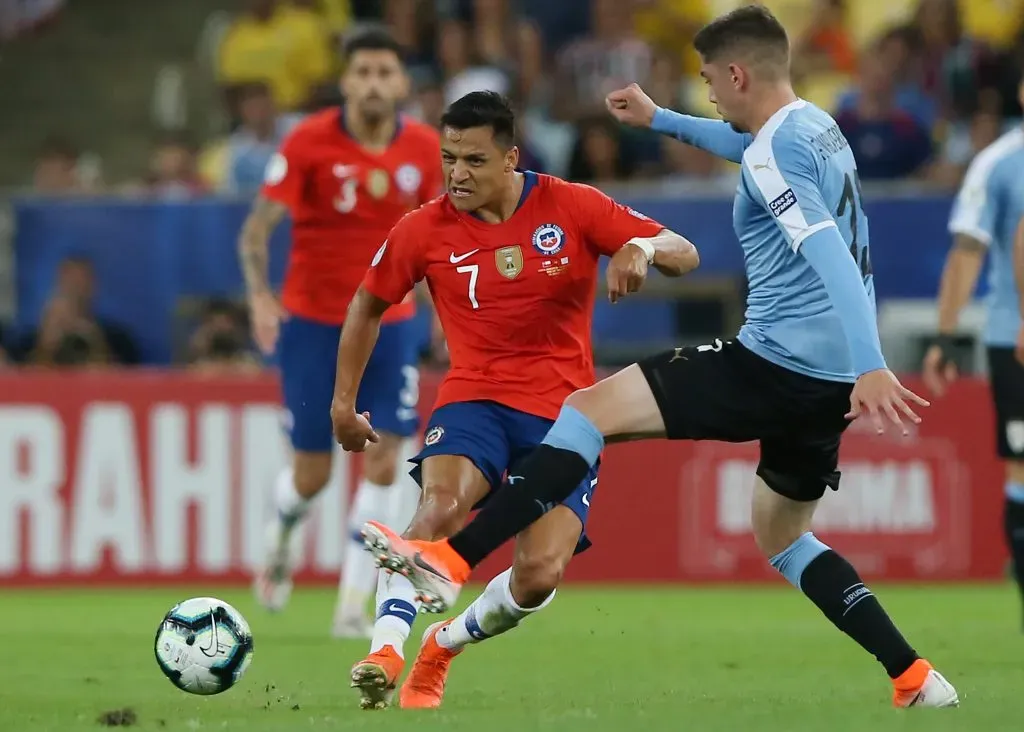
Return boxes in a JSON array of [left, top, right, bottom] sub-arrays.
[[274, 467, 310, 530], [437, 567, 555, 651], [369, 571, 421, 658], [337, 479, 393, 620]]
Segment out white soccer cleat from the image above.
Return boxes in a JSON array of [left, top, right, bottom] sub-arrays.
[[893, 660, 959, 708], [253, 519, 298, 612]]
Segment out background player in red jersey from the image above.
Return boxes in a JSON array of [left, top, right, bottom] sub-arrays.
[[236, 28, 441, 636], [330, 91, 699, 710]]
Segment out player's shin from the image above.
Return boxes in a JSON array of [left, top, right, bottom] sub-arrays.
[[436, 568, 554, 652], [370, 571, 424, 657], [1002, 477, 1024, 621], [446, 406, 602, 567], [770, 531, 920, 678], [336, 479, 394, 629]]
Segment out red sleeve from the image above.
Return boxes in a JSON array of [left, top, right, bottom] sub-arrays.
[[362, 214, 427, 304], [570, 183, 666, 256], [259, 128, 308, 210]]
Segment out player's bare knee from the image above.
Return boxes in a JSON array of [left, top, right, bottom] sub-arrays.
[[750, 479, 816, 558], [363, 440, 401, 486], [1007, 460, 1024, 485], [509, 552, 566, 607], [292, 455, 332, 498], [404, 484, 470, 541]]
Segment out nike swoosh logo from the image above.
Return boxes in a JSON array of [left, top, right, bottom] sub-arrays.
[[508, 475, 524, 484], [384, 603, 416, 618], [413, 552, 450, 580], [581, 493, 590, 507], [449, 249, 480, 264], [199, 612, 219, 658]]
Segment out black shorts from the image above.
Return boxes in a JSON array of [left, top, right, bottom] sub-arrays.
[[987, 347, 1024, 460], [638, 339, 854, 502]]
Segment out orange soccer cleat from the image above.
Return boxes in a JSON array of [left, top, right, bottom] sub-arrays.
[[399, 620, 462, 709], [350, 645, 405, 710], [892, 659, 959, 708], [361, 521, 471, 613]]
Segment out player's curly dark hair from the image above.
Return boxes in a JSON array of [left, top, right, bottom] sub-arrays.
[[440, 91, 516, 149], [693, 5, 789, 72]]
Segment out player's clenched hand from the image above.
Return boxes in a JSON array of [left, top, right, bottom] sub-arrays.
[[330, 401, 380, 452], [607, 242, 649, 303], [605, 83, 657, 128], [846, 369, 930, 435], [248, 291, 288, 355], [1015, 325, 1024, 367], [922, 343, 958, 396]]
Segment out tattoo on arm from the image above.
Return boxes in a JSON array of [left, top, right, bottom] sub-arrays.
[[239, 196, 287, 296]]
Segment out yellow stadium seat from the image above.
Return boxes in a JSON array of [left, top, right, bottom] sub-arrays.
[[798, 72, 853, 112]]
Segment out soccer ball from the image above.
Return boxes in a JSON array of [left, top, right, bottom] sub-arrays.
[[154, 597, 254, 695]]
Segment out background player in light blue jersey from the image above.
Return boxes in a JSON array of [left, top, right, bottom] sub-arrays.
[[352, 5, 959, 709], [924, 81, 1024, 627]]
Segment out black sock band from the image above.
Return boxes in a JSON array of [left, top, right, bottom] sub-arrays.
[[1004, 498, 1024, 601], [799, 550, 919, 678], [447, 445, 590, 567]]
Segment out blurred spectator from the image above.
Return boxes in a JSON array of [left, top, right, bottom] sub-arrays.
[[517, 0, 590, 52], [791, 0, 856, 78], [32, 137, 97, 195], [13, 257, 139, 365], [567, 116, 635, 183], [834, 41, 933, 179], [835, 27, 938, 130], [139, 136, 208, 200], [632, 0, 708, 78], [217, 0, 332, 112], [215, 83, 302, 197], [554, 0, 654, 122], [24, 295, 112, 368], [406, 78, 446, 128], [436, 18, 511, 105], [0, 0, 62, 41], [188, 300, 260, 374]]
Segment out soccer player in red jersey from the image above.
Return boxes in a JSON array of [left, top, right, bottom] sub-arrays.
[[330, 91, 699, 710], [237, 28, 441, 635]]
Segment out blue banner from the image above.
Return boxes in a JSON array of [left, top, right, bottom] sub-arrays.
[[13, 194, 959, 363]]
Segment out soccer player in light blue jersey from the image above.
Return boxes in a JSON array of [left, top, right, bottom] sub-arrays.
[[348, 6, 958, 708], [924, 79, 1024, 627]]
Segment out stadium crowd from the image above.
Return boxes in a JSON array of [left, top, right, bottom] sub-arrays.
[[9, 0, 1024, 369]]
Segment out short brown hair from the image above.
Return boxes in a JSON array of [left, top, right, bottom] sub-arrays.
[[693, 5, 790, 75]]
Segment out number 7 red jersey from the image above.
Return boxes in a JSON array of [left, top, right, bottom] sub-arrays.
[[261, 108, 441, 325], [363, 172, 666, 420]]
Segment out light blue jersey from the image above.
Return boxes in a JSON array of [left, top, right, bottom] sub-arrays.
[[947, 127, 1024, 347], [653, 100, 884, 383]]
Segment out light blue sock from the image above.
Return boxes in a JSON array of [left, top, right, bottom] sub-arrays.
[[769, 532, 830, 590], [1006, 481, 1024, 504], [541, 405, 604, 467]]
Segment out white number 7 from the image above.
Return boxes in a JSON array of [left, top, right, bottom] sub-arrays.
[[456, 264, 479, 309]]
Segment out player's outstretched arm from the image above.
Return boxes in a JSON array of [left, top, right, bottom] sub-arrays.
[[331, 286, 390, 452], [606, 230, 699, 303], [605, 84, 751, 163], [238, 195, 289, 354], [644, 229, 700, 277]]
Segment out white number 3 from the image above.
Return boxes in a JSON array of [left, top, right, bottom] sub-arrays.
[[334, 177, 358, 213], [457, 264, 479, 309]]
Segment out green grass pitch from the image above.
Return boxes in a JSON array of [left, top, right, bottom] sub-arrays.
[[3, 584, 1022, 731]]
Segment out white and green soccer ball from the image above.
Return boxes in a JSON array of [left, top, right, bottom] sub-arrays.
[[154, 597, 254, 695]]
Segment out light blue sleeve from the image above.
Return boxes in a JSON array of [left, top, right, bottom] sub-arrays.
[[746, 135, 886, 375], [651, 107, 752, 164], [948, 152, 1003, 245]]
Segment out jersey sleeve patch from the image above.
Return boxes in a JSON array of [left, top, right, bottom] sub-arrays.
[[769, 188, 797, 218], [371, 240, 387, 267]]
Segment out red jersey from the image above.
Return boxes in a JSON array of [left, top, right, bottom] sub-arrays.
[[363, 173, 666, 419], [261, 108, 441, 324]]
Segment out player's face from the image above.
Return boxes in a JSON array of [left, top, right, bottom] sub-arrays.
[[341, 50, 409, 123], [441, 126, 518, 212], [699, 58, 750, 133]]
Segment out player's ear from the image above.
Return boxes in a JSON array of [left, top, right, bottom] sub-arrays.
[[506, 146, 519, 172], [396, 68, 411, 102]]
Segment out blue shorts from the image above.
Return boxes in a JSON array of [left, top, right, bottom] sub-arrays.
[[410, 400, 598, 553], [278, 314, 420, 452]]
